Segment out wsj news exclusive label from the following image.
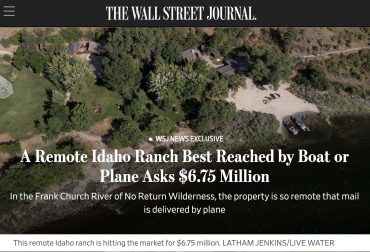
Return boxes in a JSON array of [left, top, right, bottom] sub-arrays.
[[148, 135, 224, 143]]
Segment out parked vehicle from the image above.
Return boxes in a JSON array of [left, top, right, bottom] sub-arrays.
[[283, 121, 299, 135], [291, 113, 310, 132]]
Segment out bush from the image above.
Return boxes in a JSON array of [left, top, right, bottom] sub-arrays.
[[0, 161, 83, 203], [162, 40, 182, 64], [44, 102, 72, 139], [0, 32, 21, 47], [27, 51, 48, 73], [12, 47, 48, 73], [291, 84, 370, 115], [149, 61, 229, 102], [123, 92, 150, 121], [220, 111, 282, 147], [192, 111, 283, 153], [209, 28, 245, 56], [144, 115, 177, 136], [70, 103, 93, 131], [227, 74, 246, 92], [59, 28, 83, 43], [1, 54, 12, 62], [247, 46, 294, 86], [195, 100, 236, 133], [294, 67, 331, 91], [105, 119, 144, 148], [205, 78, 229, 98], [0, 141, 21, 155], [45, 34, 66, 58], [102, 51, 142, 94], [270, 28, 297, 52], [46, 54, 96, 103], [12, 47, 29, 70], [56, 137, 85, 154], [322, 49, 369, 81]]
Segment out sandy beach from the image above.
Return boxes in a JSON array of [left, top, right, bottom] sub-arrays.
[[227, 78, 319, 124]]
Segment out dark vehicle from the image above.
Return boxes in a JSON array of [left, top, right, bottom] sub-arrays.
[[283, 121, 299, 135], [291, 113, 310, 132]]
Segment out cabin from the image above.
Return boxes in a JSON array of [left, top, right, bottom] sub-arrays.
[[216, 58, 250, 76], [216, 61, 236, 76], [68, 41, 102, 55], [181, 49, 202, 63], [67, 42, 81, 54], [86, 41, 100, 53]]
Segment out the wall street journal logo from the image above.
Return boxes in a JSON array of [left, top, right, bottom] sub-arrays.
[[148, 135, 224, 143]]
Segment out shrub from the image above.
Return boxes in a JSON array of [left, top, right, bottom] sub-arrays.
[[56, 137, 85, 154], [162, 40, 182, 64], [0, 161, 83, 204], [247, 46, 294, 86], [0, 141, 21, 155], [70, 103, 93, 131], [195, 100, 236, 133], [59, 28, 83, 43], [105, 119, 144, 148], [144, 115, 177, 136], [1, 54, 12, 62], [0, 32, 21, 47], [291, 84, 370, 115], [294, 67, 331, 91], [12, 47, 48, 73]]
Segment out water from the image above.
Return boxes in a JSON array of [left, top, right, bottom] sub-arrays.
[[32, 115, 370, 234]]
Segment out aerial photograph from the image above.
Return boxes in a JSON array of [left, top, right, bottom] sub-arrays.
[[0, 27, 369, 233]]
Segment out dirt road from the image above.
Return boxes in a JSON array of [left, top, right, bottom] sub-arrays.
[[295, 46, 370, 59]]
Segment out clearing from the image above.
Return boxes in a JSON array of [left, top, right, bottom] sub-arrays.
[[227, 78, 319, 124], [0, 65, 55, 139], [0, 64, 121, 140]]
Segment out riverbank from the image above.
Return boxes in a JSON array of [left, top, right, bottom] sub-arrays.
[[1, 83, 369, 233], [0, 109, 283, 233], [29, 114, 370, 234], [290, 83, 370, 116]]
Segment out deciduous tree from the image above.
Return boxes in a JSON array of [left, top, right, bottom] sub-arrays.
[[46, 54, 96, 105], [162, 40, 182, 64], [70, 103, 93, 131], [144, 115, 177, 136], [105, 119, 144, 148], [102, 52, 142, 95], [195, 100, 236, 133]]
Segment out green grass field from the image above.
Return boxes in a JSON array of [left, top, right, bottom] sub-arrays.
[[0, 65, 55, 139], [74, 84, 122, 121], [0, 64, 122, 140]]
